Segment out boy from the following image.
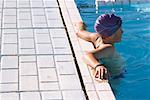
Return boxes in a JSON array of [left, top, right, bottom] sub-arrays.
[[75, 13, 124, 81]]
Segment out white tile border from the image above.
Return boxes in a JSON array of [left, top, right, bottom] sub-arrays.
[[58, 0, 116, 99]]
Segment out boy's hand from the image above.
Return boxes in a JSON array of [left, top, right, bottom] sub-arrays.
[[94, 65, 108, 81], [74, 22, 87, 32]]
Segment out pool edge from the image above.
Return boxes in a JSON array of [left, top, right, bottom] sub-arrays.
[[58, 0, 116, 100]]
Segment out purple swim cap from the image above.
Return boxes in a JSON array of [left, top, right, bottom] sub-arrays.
[[94, 13, 122, 38]]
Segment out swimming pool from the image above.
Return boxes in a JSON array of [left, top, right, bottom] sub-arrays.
[[75, 0, 150, 99]]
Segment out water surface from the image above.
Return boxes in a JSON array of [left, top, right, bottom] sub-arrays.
[[75, 0, 150, 99]]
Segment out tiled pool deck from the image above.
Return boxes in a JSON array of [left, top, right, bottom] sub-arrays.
[[0, 0, 115, 100]]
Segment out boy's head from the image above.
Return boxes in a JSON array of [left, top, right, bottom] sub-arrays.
[[94, 13, 122, 39]]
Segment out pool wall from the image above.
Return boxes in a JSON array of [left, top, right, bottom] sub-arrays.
[[58, 0, 116, 99]]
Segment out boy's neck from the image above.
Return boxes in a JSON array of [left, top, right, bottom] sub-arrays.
[[103, 39, 115, 45]]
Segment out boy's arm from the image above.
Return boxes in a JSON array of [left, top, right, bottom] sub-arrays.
[[77, 30, 93, 42], [83, 45, 114, 79], [83, 44, 114, 67], [75, 22, 96, 42]]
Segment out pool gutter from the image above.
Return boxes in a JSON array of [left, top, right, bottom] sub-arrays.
[[58, 0, 116, 100]]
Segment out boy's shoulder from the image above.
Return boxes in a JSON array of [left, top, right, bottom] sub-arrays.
[[89, 33, 101, 43]]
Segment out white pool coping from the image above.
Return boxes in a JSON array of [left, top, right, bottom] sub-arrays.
[[0, 0, 86, 99], [58, 0, 116, 99]]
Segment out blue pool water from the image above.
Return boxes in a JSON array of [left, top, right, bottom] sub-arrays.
[[75, 0, 150, 100]]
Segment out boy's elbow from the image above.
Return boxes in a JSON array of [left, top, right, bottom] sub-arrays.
[[82, 51, 93, 64], [82, 51, 91, 58], [84, 51, 93, 56]]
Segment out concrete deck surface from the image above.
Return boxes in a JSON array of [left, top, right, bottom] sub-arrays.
[[0, 0, 115, 100]]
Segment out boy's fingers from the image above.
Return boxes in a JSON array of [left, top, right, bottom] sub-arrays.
[[99, 69, 101, 79], [95, 70, 99, 78], [100, 68, 103, 79], [94, 66, 108, 81], [104, 69, 108, 80], [105, 69, 107, 74]]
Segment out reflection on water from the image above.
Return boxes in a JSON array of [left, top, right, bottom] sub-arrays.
[[75, 0, 150, 99]]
